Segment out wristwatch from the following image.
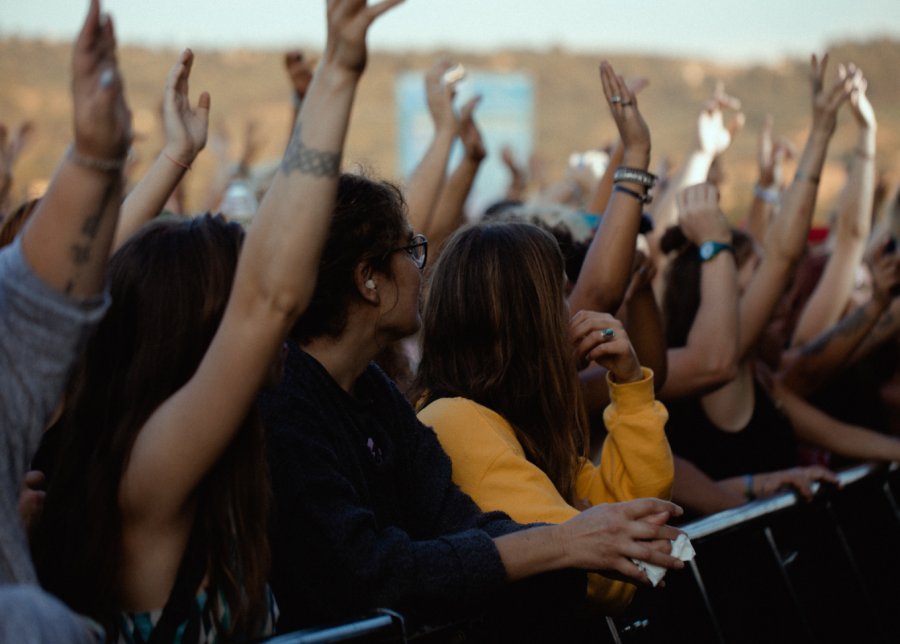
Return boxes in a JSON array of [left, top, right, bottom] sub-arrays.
[[698, 240, 734, 262]]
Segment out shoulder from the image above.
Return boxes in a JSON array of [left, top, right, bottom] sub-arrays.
[[419, 397, 524, 459]]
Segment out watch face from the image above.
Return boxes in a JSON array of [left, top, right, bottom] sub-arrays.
[[699, 242, 713, 260]]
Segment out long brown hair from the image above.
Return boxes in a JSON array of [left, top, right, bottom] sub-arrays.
[[414, 221, 589, 504], [32, 214, 271, 638]]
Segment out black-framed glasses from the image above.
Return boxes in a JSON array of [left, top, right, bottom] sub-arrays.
[[384, 233, 428, 270]]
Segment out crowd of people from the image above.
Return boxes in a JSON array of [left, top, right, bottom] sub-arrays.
[[2, 0, 899, 642]]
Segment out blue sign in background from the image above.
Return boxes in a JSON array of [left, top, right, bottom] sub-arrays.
[[395, 70, 535, 218]]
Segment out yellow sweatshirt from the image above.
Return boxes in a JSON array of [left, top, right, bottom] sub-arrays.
[[417, 367, 673, 614]]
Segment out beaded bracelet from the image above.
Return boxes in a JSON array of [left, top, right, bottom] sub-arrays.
[[614, 184, 652, 204], [67, 144, 128, 172], [613, 166, 657, 188]]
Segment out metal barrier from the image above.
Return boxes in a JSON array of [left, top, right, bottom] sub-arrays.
[[265, 609, 405, 644], [269, 463, 900, 643], [613, 462, 900, 644]]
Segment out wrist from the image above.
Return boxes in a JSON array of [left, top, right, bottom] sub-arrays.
[[67, 144, 129, 174], [744, 474, 756, 501], [621, 148, 650, 169], [753, 183, 780, 206], [547, 523, 573, 570], [162, 144, 196, 167], [317, 61, 363, 90], [612, 366, 644, 385], [698, 239, 735, 262]]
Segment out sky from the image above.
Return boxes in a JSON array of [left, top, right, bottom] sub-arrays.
[[2, 0, 899, 64]]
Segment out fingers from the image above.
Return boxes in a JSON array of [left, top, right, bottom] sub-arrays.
[[633, 545, 685, 572], [459, 95, 481, 122], [626, 76, 649, 96], [712, 81, 741, 111], [77, 0, 102, 52], [727, 113, 745, 138], [600, 61, 636, 110], [620, 497, 684, 521], [810, 52, 828, 93], [23, 470, 46, 489], [367, 0, 405, 21], [198, 91, 211, 113]]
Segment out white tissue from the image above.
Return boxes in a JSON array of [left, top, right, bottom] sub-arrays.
[[633, 532, 696, 587]]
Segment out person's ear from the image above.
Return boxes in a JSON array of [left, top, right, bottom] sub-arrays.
[[355, 262, 380, 305]]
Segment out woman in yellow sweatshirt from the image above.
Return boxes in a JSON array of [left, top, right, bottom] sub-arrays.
[[415, 220, 673, 614]]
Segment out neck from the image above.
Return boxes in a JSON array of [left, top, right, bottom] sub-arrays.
[[302, 323, 381, 393]]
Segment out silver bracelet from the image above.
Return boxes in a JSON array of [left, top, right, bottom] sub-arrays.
[[613, 166, 657, 188], [66, 144, 128, 172]]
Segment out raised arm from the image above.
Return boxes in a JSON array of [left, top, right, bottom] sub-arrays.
[[121, 0, 405, 521], [659, 184, 740, 400], [22, 0, 131, 299], [568, 62, 651, 315], [791, 66, 874, 346], [745, 115, 794, 246], [427, 96, 485, 255], [647, 85, 742, 269], [115, 49, 210, 249], [779, 243, 900, 396], [735, 54, 854, 361], [404, 60, 460, 236]]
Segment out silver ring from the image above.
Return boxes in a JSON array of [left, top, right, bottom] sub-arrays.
[[601, 328, 615, 338], [610, 95, 622, 104]]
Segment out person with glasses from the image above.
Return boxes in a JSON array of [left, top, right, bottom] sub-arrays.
[[257, 172, 685, 638]]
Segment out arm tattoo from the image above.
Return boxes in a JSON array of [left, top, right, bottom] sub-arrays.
[[67, 180, 119, 270], [280, 124, 341, 177]]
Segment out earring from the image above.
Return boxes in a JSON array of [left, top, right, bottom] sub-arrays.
[[365, 279, 376, 289]]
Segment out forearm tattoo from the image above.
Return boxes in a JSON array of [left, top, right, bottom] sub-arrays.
[[66, 180, 118, 294], [281, 124, 341, 177]]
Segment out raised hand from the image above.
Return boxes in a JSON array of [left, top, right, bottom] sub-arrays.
[[325, 0, 405, 74], [458, 96, 486, 162], [809, 53, 856, 135], [696, 82, 744, 157], [425, 60, 460, 133], [757, 115, 796, 188], [599, 61, 650, 159], [676, 183, 731, 246], [162, 48, 210, 167], [846, 65, 876, 131], [569, 310, 643, 382], [72, 0, 132, 162], [557, 498, 684, 584]]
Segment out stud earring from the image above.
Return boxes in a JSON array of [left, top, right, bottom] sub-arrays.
[[365, 279, 376, 289]]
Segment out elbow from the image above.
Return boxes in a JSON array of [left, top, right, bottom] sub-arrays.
[[251, 280, 315, 327], [703, 354, 738, 387]]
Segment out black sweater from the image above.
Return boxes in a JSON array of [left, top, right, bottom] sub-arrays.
[[260, 344, 587, 634]]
